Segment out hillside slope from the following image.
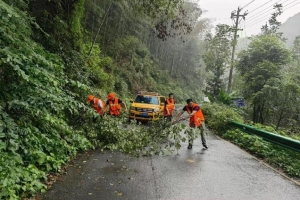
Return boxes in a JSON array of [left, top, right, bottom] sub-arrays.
[[279, 12, 300, 47]]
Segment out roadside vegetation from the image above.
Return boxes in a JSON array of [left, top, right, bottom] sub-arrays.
[[0, 1, 208, 198], [200, 3, 300, 178]]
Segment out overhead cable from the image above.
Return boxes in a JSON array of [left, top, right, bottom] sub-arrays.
[[245, 0, 300, 28], [247, 0, 275, 14], [246, 0, 286, 22], [241, 0, 256, 10], [246, 0, 296, 24]]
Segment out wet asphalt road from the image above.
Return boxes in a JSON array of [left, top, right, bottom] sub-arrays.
[[42, 128, 300, 200]]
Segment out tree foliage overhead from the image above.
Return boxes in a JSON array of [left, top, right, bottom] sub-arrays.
[[202, 24, 232, 100], [82, 0, 209, 101], [261, 3, 284, 38], [236, 35, 290, 123]]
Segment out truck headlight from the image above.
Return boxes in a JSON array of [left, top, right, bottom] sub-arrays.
[[153, 108, 159, 112]]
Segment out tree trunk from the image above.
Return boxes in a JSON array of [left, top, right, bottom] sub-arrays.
[[170, 52, 176, 76], [155, 40, 160, 58], [147, 35, 152, 49], [252, 104, 258, 123], [118, 10, 124, 36], [159, 43, 165, 60], [91, 0, 95, 36], [259, 102, 265, 124], [130, 51, 134, 67], [102, 4, 113, 55], [276, 110, 284, 130]]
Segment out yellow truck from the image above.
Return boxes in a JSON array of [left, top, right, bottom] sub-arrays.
[[129, 91, 166, 122]]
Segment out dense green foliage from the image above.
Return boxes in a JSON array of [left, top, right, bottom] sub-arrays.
[[236, 35, 291, 122], [230, 5, 300, 132], [235, 34, 300, 129], [0, 0, 209, 198], [82, 0, 209, 102], [201, 103, 244, 135], [0, 1, 97, 198]]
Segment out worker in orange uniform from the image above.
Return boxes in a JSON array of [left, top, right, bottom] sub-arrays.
[[173, 99, 208, 149], [164, 93, 175, 121], [105, 92, 127, 116], [87, 95, 106, 116]]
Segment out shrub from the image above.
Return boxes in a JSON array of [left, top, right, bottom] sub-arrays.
[[201, 103, 244, 135]]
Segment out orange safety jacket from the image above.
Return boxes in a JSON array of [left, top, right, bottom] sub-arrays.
[[92, 98, 105, 115], [185, 103, 204, 128], [108, 97, 122, 116], [164, 99, 175, 116]]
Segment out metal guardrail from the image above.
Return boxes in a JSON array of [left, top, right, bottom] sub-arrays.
[[230, 121, 300, 153]]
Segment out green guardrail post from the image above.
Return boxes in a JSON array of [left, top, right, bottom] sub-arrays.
[[230, 121, 300, 153]]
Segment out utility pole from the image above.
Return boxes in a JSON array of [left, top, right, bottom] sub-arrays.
[[227, 7, 247, 93]]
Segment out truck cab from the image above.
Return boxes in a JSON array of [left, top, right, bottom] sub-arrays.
[[129, 91, 166, 122]]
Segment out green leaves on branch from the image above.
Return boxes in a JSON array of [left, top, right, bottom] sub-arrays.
[[201, 103, 244, 135], [87, 115, 187, 156]]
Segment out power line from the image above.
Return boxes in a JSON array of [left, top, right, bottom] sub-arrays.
[[248, 0, 298, 27], [245, 0, 300, 28], [248, 0, 289, 20], [241, 0, 256, 10], [247, 4, 282, 24], [246, 17, 269, 28], [88, 2, 113, 56], [247, 0, 293, 21], [247, 0, 275, 14], [246, 0, 286, 22], [282, 0, 300, 9], [248, 0, 298, 24], [282, 0, 300, 10]]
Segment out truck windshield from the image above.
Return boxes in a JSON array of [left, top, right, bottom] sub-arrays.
[[134, 95, 159, 105]]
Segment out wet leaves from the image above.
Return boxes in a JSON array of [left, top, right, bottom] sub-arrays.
[[114, 191, 122, 196], [186, 158, 195, 163]]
